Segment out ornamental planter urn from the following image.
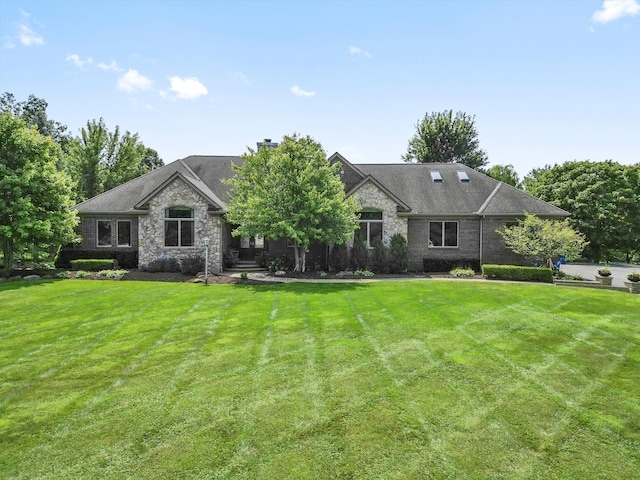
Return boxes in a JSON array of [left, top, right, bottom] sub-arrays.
[[625, 273, 640, 294]]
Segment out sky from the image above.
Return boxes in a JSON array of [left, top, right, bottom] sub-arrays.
[[0, 0, 638, 178]]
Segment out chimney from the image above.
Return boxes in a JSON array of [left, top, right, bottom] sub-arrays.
[[257, 138, 279, 149]]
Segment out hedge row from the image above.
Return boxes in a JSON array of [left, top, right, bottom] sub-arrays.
[[423, 258, 481, 273], [56, 249, 138, 269], [481, 264, 554, 283], [69, 259, 118, 271]]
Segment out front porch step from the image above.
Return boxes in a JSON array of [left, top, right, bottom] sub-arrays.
[[225, 260, 266, 273], [225, 266, 267, 273]]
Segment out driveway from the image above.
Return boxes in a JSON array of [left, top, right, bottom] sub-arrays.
[[560, 262, 640, 288]]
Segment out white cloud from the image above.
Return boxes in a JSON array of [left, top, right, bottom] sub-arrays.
[[349, 46, 372, 58], [593, 0, 640, 23], [117, 69, 153, 93], [291, 85, 317, 97], [19, 24, 43, 46], [168, 76, 208, 100], [66, 54, 93, 69], [234, 71, 250, 85], [97, 60, 123, 72]]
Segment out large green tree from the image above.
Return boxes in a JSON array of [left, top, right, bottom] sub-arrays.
[[67, 118, 164, 201], [496, 214, 588, 267], [225, 134, 360, 272], [0, 92, 70, 147], [485, 164, 521, 188], [524, 160, 640, 262], [0, 112, 78, 273], [403, 110, 488, 170]]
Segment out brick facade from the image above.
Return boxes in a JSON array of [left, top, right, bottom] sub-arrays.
[[79, 215, 139, 251], [407, 216, 523, 271], [407, 218, 480, 271], [480, 217, 524, 265]]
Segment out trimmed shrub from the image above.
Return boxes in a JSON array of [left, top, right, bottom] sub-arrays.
[[482, 264, 553, 283], [389, 233, 408, 273], [371, 238, 389, 273], [180, 254, 205, 275], [56, 249, 138, 269], [423, 258, 481, 273], [70, 259, 117, 271], [351, 237, 370, 270], [146, 257, 180, 273], [329, 244, 350, 272]]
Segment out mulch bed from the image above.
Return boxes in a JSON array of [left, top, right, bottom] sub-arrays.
[[121, 270, 272, 284]]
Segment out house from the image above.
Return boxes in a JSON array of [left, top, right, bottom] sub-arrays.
[[66, 152, 568, 272]]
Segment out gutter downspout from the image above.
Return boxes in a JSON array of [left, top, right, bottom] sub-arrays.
[[479, 216, 484, 266]]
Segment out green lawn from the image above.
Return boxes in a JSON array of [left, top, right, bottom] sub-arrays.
[[1, 279, 639, 479]]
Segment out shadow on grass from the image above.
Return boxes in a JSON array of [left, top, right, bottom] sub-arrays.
[[0, 278, 60, 292], [229, 281, 369, 295]]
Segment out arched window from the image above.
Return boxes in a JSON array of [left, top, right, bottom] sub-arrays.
[[356, 209, 383, 248], [164, 207, 194, 246]]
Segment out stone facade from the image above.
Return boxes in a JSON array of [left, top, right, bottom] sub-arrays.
[[351, 181, 408, 242], [138, 177, 223, 272]]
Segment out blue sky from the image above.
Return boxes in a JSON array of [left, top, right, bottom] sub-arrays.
[[1, 0, 638, 178]]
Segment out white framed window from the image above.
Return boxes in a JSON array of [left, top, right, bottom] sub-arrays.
[[97, 220, 112, 247], [429, 221, 458, 247], [117, 221, 131, 247], [357, 210, 383, 248], [164, 207, 194, 247]]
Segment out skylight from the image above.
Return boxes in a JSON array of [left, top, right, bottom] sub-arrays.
[[457, 171, 470, 182], [431, 171, 443, 183]]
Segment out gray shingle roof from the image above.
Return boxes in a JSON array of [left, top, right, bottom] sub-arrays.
[[356, 163, 568, 217], [74, 156, 242, 213], [75, 155, 567, 218]]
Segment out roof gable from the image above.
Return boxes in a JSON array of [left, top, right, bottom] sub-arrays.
[[75, 156, 241, 214], [328, 152, 366, 192], [347, 175, 412, 212], [133, 168, 224, 211]]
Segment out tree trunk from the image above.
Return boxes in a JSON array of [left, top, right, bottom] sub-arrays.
[[292, 244, 307, 272], [2, 239, 13, 275], [293, 244, 301, 272]]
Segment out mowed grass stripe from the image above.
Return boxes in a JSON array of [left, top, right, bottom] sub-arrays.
[[0, 280, 638, 479], [10, 285, 245, 479]]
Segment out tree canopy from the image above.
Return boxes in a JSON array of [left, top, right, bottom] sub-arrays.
[[485, 164, 521, 188], [67, 118, 164, 201], [403, 110, 488, 170], [0, 112, 78, 272], [496, 214, 588, 267], [0, 93, 70, 148], [524, 160, 640, 262], [225, 134, 360, 272]]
